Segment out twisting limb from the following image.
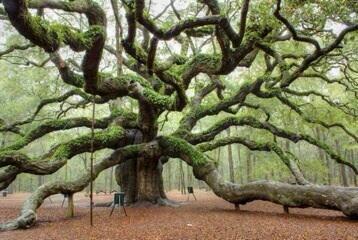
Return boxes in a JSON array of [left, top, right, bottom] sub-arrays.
[[178, 78, 264, 131], [0, 166, 19, 191], [158, 136, 358, 218], [0, 125, 137, 191], [3, 0, 107, 93], [1, 116, 119, 152], [274, 0, 321, 51], [280, 23, 358, 87], [0, 126, 133, 176], [0, 142, 155, 231], [0, 44, 34, 57], [0, 89, 104, 134], [235, 0, 250, 47], [133, 0, 240, 42]]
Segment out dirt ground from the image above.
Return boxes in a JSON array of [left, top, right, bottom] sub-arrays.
[[0, 190, 357, 240]]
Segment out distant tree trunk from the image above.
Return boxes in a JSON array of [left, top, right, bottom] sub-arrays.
[[17, 177, 21, 192], [335, 140, 348, 187], [179, 161, 186, 194], [81, 154, 89, 194], [187, 164, 193, 186], [7, 183, 13, 194], [237, 145, 243, 183], [226, 129, 235, 183], [165, 160, 172, 191], [64, 163, 68, 182], [252, 155, 256, 181], [109, 167, 114, 192], [217, 147, 224, 177], [30, 178, 33, 192], [325, 154, 333, 185], [246, 150, 252, 183], [315, 127, 333, 185], [104, 169, 108, 193], [351, 150, 357, 186], [37, 176, 43, 188], [340, 164, 349, 187]]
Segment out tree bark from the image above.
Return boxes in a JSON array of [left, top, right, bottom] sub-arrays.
[[115, 157, 167, 204]]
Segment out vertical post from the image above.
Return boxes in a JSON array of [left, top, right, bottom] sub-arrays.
[[90, 95, 96, 226], [283, 205, 289, 214], [66, 193, 75, 218]]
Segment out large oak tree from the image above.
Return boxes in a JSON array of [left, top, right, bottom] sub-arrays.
[[0, 0, 357, 230]]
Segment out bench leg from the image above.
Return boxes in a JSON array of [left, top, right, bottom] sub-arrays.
[[284, 205, 289, 214], [61, 197, 66, 207], [110, 203, 116, 216], [122, 206, 128, 216]]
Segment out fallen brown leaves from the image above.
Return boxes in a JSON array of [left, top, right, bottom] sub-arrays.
[[0, 191, 357, 240]]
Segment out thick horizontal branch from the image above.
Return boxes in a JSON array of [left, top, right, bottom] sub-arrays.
[[158, 136, 358, 218], [0, 126, 134, 174], [1, 116, 118, 152], [0, 141, 156, 230]]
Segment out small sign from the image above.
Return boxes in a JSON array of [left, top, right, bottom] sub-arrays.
[[187, 186, 197, 201], [2, 191, 7, 197], [61, 193, 69, 207], [114, 192, 125, 206], [110, 192, 127, 216]]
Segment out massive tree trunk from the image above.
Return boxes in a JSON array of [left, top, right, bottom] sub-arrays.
[[115, 156, 167, 205]]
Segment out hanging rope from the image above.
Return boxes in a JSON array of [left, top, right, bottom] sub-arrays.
[[89, 94, 96, 226]]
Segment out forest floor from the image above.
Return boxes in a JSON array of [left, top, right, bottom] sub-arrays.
[[0, 190, 357, 240]]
